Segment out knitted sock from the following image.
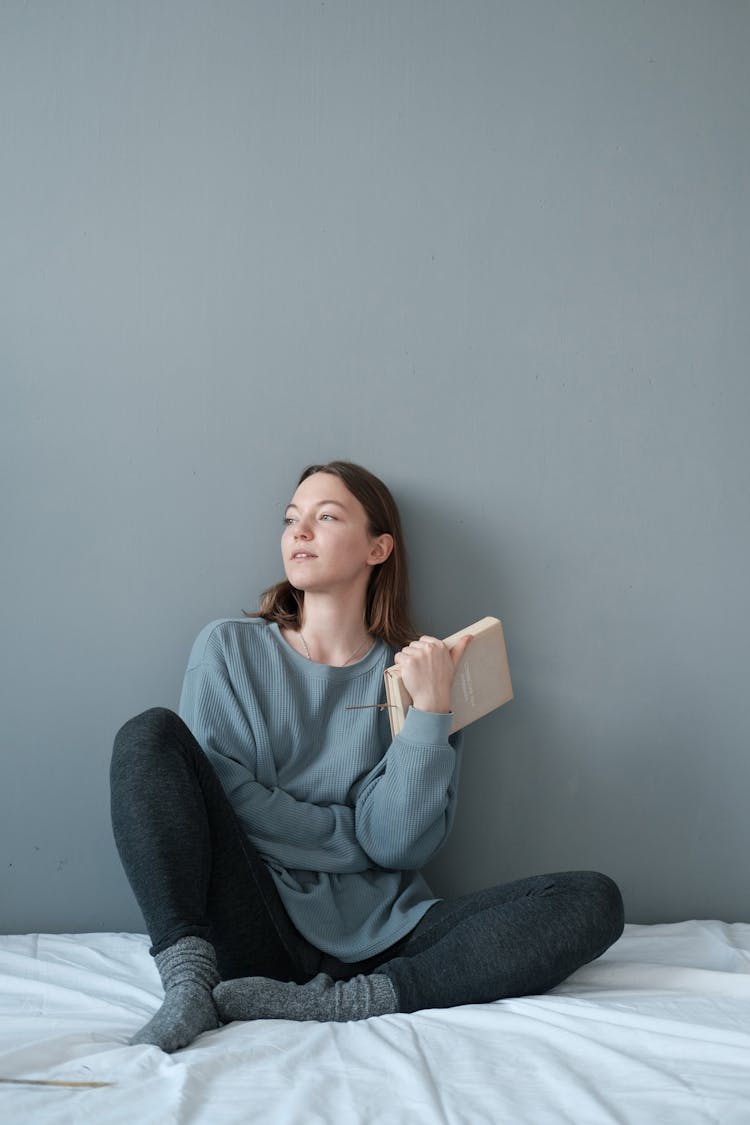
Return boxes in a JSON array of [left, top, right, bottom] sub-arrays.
[[213, 971, 398, 1024], [131, 936, 220, 1052]]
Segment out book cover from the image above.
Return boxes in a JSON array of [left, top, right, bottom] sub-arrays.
[[384, 616, 513, 737]]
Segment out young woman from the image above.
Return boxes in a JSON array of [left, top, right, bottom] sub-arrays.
[[111, 460, 624, 1053]]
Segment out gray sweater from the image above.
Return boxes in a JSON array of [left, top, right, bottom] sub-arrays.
[[178, 617, 462, 961]]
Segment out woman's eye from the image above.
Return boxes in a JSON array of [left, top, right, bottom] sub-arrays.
[[283, 517, 296, 526], [319, 513, 336, 521]]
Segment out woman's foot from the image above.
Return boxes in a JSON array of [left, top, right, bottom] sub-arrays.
[[131, 983, 219, 1052], [213, 971, 397, 1023], [131, 936, 220, 1052]]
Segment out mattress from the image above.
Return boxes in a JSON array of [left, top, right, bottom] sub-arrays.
[[1, 921, 749, 1123]]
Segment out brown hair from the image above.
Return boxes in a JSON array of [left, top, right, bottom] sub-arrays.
[[253, 461, 417, 651]]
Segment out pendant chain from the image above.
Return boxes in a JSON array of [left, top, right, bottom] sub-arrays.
[[298, 631, 372, 666]]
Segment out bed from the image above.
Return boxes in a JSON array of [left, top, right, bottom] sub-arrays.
[[2, 921, 749, 1123]]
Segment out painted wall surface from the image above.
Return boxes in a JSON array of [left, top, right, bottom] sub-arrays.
[[2, 1, 748, 932]]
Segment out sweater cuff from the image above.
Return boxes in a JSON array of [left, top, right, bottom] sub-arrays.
[[399, 706, 453, 746]]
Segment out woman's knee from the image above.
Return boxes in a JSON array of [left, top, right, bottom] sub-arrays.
[[583, 871, 625, 947], [114, 706, 184, 747], [111, 707, 186, 777]]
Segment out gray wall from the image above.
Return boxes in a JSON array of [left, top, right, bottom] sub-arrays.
[[2, 1, 748, 933]]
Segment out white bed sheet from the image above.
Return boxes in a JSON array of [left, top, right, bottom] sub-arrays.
[[1, 922, 749, 1124]]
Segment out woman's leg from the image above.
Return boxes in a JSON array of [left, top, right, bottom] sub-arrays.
[[213, 871, 623, 1022], [110, 707, 315, 1048], [375, 870, 624, 1012]]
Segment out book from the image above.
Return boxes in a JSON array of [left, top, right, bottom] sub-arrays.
[[384, 616, 513, 737]]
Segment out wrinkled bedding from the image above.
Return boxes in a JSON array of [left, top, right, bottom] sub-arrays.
[[1, 921, 749, 1123]]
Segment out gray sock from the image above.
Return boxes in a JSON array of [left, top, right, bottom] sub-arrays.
[[131, 936, 220, 1052], [213, 971, 398, 1023]]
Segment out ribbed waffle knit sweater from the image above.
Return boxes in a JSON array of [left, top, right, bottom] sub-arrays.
[[178, 618, 462, 961]]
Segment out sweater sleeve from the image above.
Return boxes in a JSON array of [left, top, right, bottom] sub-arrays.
[[179, 654, 372, 875], [354, 707, 463, 870]]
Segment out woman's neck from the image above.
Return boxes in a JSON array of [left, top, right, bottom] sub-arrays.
[[289, 592, 373, 667]]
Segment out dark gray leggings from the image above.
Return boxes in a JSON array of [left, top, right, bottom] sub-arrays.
[[110, 707, 624, 1013]]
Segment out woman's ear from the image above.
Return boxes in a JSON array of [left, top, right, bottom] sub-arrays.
[[368, 534, 394, 565]]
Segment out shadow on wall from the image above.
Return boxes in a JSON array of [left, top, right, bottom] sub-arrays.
[[394, 484, 518, 640], [394, 483, 530, 896]]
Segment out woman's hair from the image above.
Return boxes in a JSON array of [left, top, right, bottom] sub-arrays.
[[253, 460, 417, 650]]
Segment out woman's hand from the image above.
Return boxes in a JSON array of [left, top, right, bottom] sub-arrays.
[[393, 634, 472, 715]]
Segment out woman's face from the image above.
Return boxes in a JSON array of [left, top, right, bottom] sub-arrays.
[[282, 472, 392, 595]]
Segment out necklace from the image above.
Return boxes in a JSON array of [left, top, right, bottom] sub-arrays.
[[298, 630, 372, 666]]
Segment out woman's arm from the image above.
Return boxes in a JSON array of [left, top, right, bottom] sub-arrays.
[[354, 708, 463, 870], [179, 657, 372, 874], [353, 635, 468, 869], [219, 772, 373, 875]]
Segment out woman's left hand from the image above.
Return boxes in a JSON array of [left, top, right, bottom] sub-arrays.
[[393, 634, 472, 714]]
